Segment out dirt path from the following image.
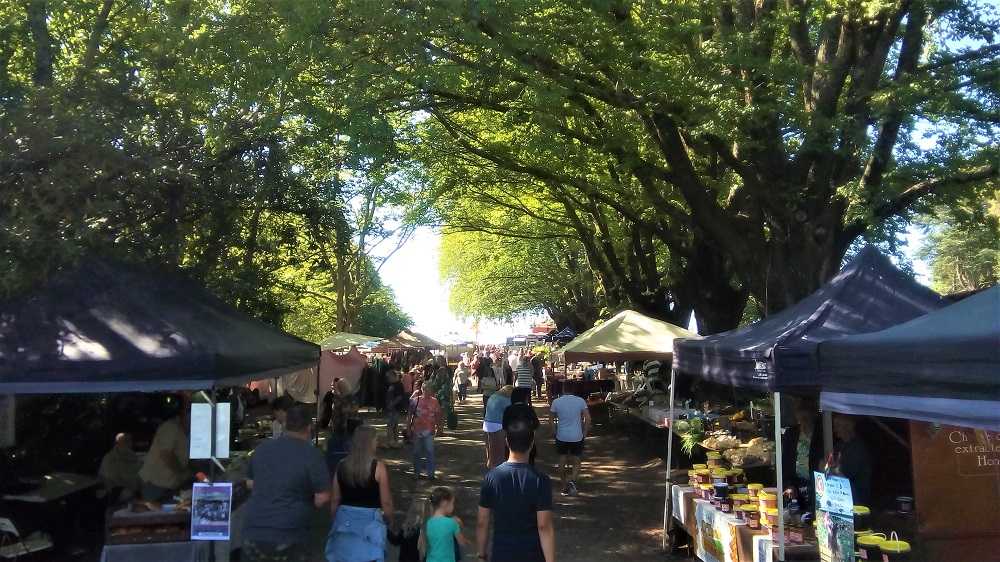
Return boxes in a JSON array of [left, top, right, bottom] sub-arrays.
[[325, 392, 682, 561]]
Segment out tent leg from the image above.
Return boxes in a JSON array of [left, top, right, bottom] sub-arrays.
[[774, 391, 785, 561], [662, 369, 678, 552], [315, 366, 321, 446], [823, 410, 834, 459]]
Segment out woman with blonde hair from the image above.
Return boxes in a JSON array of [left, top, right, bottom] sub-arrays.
[[483, 385, 515, 468], [325, 425, 394, 562]]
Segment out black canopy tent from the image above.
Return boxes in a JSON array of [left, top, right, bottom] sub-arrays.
[[0, 258, 320, 394], [666, 247, 948, 558], [672, 246, 948, 391], [818, 285, 1000, 431]]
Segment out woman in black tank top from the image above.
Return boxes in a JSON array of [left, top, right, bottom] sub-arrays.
[[326, 425, 395, 562], [337, 458, 381, 508]]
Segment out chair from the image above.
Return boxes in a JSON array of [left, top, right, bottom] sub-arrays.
[[0, 517, 52, 560]]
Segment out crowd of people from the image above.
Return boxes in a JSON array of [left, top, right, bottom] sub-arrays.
[[240, 347, 571, 562], [88, 345, 878, 562]]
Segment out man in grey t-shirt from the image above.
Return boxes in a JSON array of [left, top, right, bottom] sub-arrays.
[[243, 404, 331, 561]]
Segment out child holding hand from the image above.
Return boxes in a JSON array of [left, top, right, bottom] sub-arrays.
[[420, 487, 469, 562], [389, 498, 428, 562]]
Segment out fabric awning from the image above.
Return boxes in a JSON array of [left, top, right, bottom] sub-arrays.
[[818, 285, 1000, 431], [558, 309, 700, 363], [671, 247, 947, 390], [319, 332, 382, 351], [0, 258, 319, 393]]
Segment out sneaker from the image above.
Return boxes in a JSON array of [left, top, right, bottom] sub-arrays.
[[561, 484, 571, 496], [428, 475, 436, 481], [568, 481, 579, 495]]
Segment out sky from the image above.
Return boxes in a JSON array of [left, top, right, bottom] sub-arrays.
[[376, 227, 535, 344], [376, 226, 932, 343]]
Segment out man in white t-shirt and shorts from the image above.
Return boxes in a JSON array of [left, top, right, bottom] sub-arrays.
[[549, 392, 591, 496]]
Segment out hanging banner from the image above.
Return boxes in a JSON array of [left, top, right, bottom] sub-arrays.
[[815, 472, 854, 562], [191, 482, 233, 540]]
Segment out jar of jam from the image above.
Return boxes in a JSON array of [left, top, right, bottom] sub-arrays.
[[719, 495, 733, 514]]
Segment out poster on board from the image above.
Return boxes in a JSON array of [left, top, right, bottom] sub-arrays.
[[190, 482, 233, 541], [814, 472, 854, 562]]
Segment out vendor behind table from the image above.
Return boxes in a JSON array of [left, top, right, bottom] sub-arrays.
[[98, 432, 143, 504], [138, 403, 194, 501]]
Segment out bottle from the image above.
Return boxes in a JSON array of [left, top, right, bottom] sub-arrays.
[[788, 499, 802, 544], [788, 499, 801, 524]]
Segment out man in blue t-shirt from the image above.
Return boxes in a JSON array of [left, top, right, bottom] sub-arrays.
[[476, 420, 555, 562], [243, 404, 331, 562]]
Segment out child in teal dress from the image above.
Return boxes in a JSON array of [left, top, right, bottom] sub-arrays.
[[420, 487, 469, 562]]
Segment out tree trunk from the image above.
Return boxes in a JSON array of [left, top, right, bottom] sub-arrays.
[[26, 1, 54, 86], [673, 237, 749, 334]]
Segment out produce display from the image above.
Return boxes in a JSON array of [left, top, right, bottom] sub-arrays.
[[701, 432, 741, 451], [721, 438, 775, 467], [680, 418, 705, 456]]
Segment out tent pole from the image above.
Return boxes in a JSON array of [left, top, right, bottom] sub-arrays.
[[822, 410, 834, 459], [774, 391, 785, 561], [315, 361, 321, 447], [662, 368, 677, 552]]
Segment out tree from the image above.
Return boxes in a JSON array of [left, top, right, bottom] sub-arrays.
[[915, 187, 1000, 294], [0, 0, 412, 336], [332, 0, 999, 330], [439, 226, 604, 332]]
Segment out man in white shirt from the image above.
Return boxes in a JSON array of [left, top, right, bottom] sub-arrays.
[[549, 392, 591, 496]]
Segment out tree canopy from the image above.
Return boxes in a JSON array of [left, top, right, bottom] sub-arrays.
[[1, 0, 411, 339], [916, 186, 1000, 294], [333, 0, 1000, 332], [3, 0, 998, 338]]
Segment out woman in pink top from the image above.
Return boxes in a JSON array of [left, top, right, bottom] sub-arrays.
[[401, 368, 415, 395], [406, 381, 443, 479]]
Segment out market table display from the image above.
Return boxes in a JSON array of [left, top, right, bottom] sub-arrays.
[[672, 485, 820, 562], [100, 455, 250, 562], [1, 472, 101, 503], [1, 471, 102, 554]]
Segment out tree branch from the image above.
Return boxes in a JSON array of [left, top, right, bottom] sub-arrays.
[[917, 43, 1000, 74], [844, 164, 1000, 240]]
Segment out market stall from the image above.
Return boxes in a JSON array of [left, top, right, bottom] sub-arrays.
[[669, 247, 948, 561], [0, 257, 320, 559], [0, 258, 319, 393], [370, 329, 444, 353], [816, 285, 1000, 561], [557, 309, 697, 400]]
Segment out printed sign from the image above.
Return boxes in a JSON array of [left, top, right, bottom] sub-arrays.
[[946, 427, 1000, 476], [190, 402, 231, 460], [694, 500, 741, 562], [190, 482, 232, 541], [695, 501, 724, 562], [815, 472, 854, 562]]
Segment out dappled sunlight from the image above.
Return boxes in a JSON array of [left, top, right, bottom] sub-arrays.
[[347, 392, 670, 560]]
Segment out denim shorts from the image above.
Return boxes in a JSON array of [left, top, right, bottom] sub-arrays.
[[387, 409, 401, 428]]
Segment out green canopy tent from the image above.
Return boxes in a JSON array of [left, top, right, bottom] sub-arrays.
[[319, 332, 382, 351], [558, 309, 699, 364]]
